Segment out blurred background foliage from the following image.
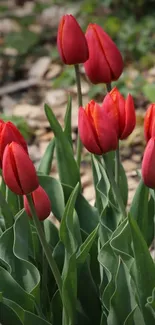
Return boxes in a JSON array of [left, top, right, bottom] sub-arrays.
[[0, 0, 155, 101]]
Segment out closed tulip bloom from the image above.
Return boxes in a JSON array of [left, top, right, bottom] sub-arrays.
[[84, 23, 123, 84], [142, 137, 155, 189], [102, 87, 136, 139], [78, 100, 118, 155], [0, 120, 28, 167], [57, 14, 89, 65], [2, 142, 39, 195], [24, 186, 51, 221], [144, 103, 155, 142]]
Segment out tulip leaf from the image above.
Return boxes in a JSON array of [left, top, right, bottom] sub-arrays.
[[6, 186, 19, 216], [129, 215, 155, 324], [0, 266, 34, 311], [13, 211, 40, 301], [44, 104, 80, 200], [76, 224, 99, 265], [43, 218, 59, 249], [60, 183, 79, 254], [119, 161, 128, 207], [38, 175, 65, 221], [107, 259, 137, 325], [0, 301, 23, 325], [0, 189, 14, 228], [38, 138, 55, 175], [64, 95, 73, 148], [146, 288, 155, 319], [24, 311, 52, 325], [60, 184, 80, 324], [51, 290, 62, 325], [130, 179, 154, 246]]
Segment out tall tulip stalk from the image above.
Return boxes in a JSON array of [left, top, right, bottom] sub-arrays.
[[0, 13, 155, 325]]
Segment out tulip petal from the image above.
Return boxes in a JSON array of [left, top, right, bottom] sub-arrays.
[[120, 94, 136, 139], [144, 104, 155, 142], [84, 25, 112, 84], [93, 104, 118, 153], [142, 138, 155, 189], [24, 186, 51, 220], [102, 90, 120, 134], [78, 107, 102, 154], [3, 144, 23, 195], [58, 15, 89, 65], [11, 143, 39, 194], [93, 24, 123, 81]]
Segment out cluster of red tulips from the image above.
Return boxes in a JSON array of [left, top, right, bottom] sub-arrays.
[[0, 120, 51, 220], [57, 14, 155, 191]]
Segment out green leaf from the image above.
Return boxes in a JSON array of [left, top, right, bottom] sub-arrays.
[[64, 95, 73, 148], [44, 104, 80, 200], [0, 301, 23, 325], [129, 215, 155, 324], [6, 186, 19, 216], [130, 179, 154, 245], [59, 183, 79, 254], [38, 138, 55, 175], [38, 175, 65, 221], [146, 288, 155, 319], [119, 162, 128, 207], [76, 225, 99, 265], [0, 189, 14, 228], [51, 290, 62, 325], [44, 219, 59, 249], [108, 259, 137, 325], [4, 30, 40, 55], [0, 267, 34, 311], [24, 311, 52, 325]]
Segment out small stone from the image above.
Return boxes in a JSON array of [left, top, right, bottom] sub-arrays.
[[46, 64, 62, 80], [29, 56, 51, 79], [123, 160, 137, 172], [121, 147, 132, 158], [28, 144, 41, 162], [132, 153, 141, 163], [83, 185, 95, 202], [39, 131, 53, 142], [45, 89, 67, 107], [1, 95, 16, 114], [68, 81, 89, 95]]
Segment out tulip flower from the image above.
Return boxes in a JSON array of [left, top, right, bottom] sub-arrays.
[[144, 103, 155, 142], [2, 142, 39, 195], [102, 87, 136, 139], [142, 137, 155, 189], [57, 14, 89, 65], [0, 120, 28, 167], [24, 186, 51, 221], [84, 23, 123, 84], [78, 100, 118, 155]]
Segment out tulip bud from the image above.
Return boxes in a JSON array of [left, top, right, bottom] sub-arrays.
[[144, 103, 155, 142], [142, 137, 155, 189], [0, 120, 28, 167], [24, 186, 51, 221], [57, 14, 89, 65], [2, 142, 39, 195], [78, 100, 118, 155], [84, 23, 123, 84], [102, 87, 136, 139]]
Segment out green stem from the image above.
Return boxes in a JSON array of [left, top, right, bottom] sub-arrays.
[[74, 64, 83, 167], [115, 143, 120, 185], [103, 154, 126, 219], [0, 188, 14, 229], [106, 83, 112, 92], [154, 191, 155, 261], [27, 194, 62, 295]]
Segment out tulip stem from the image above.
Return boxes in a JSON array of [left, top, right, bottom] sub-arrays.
[[106, 83, 112, 92], [27, 194, 62, 296], [115, 143, 120, 185], [103, 154, 126, 219], [74, 64, 83, 167]]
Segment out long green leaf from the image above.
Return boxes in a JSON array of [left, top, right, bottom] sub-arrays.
[[38, 138, 55, 175]]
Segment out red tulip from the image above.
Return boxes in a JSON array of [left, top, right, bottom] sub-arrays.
[[0, 120, 28, 167], [102, 87, 136, 139], [24, 186, 51, 221], [142, 137, 155, 189], [57, 14, 89, 65], [2, 142, 39, 195], [144, 103, 155, 142], [78, 100, 118, 155], [84, 23, 123, 84]]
